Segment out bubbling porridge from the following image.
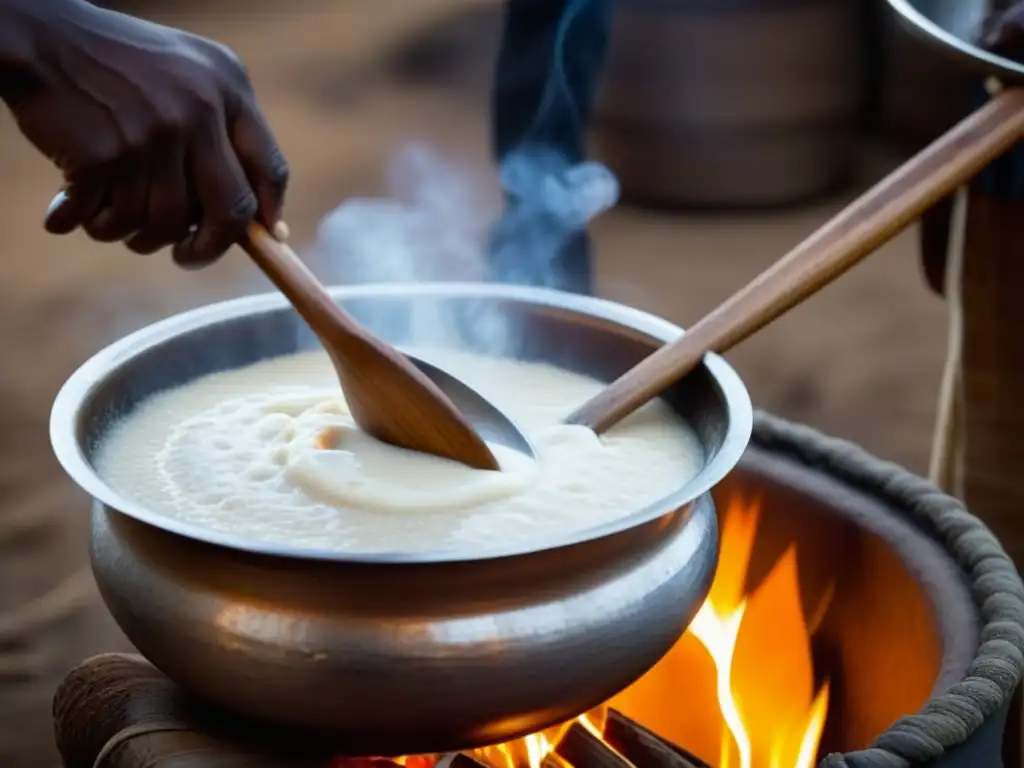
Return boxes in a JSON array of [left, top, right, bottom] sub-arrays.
[[95, 348, 705, 554]]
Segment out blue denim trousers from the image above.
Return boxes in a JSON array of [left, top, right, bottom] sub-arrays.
[[487, 0, 614, 295]]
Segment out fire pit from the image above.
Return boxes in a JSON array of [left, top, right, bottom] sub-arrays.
[[52, 413, 1024, 768]]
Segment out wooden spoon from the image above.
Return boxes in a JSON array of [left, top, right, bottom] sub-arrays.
[[238, 223, 506, 469], [45, 187, 517, 470], [566, 88, 1024, 433]]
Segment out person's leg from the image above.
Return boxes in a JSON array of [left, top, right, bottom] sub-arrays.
[[487, 0, 614, 295]]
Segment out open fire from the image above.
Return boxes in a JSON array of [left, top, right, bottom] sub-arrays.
[[348, 497, 833, 768], [671, 497, 833, 768]]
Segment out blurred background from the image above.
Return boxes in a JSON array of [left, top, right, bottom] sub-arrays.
[[0, 0, 979, 763]]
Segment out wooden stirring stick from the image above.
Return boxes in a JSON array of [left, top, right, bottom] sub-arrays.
[[43, 189, 505, 469], [566, 88, 1024, 434], [240, 223, 500, 470]]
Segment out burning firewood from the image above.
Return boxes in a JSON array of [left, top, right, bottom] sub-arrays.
[[435, 754, 490, 768], [541, 752, 573, 768], [53, 654, 712, 768], [554, 722, 637, 768], [604, 711, 710, 768]]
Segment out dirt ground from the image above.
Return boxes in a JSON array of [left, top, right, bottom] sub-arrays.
[[0, 1, 950, 764]]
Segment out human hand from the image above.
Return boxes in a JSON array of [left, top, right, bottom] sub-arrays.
[[0, 0, 288, 267]]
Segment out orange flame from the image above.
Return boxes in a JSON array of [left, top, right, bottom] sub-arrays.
[[614, 497, 832, 768], [385, 496, 831, 768], [454, 708, 608, 768]]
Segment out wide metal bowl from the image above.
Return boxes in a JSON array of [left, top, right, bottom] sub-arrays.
[[50, 283, 752, 755]]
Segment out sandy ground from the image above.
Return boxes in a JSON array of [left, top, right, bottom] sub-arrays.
[[0, 1, 950, 764]]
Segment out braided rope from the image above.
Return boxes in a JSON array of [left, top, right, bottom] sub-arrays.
[[747, 411, 1024, 768]]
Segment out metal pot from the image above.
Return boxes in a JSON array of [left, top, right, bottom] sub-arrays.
[[49, 284, 752, 755]]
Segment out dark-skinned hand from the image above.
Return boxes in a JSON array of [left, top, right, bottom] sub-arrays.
[[0, 0, 289, 267]]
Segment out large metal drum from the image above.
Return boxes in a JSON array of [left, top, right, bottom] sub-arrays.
[[593, 0, 867, 207]]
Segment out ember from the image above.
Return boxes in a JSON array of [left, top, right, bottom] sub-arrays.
[[352, 496, 832, 768]]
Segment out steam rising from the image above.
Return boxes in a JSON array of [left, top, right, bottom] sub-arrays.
[[312, 141, 617, 353], [313, 0, 620, 353], [312, 144, 506, 351], [490, 144, 618, 289], [314, 144, 490, 289]]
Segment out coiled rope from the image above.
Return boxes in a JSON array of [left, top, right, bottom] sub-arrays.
[[748, 413, 1024, 768]]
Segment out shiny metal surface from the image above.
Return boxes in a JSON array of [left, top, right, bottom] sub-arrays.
[[888, 0, 1024, 83], [408, 356, 535, 458], [50, 284, 752, 754]]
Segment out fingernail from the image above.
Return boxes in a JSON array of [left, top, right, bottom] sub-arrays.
[[46, 191, 69, 219], [273, 220, 290, 241]]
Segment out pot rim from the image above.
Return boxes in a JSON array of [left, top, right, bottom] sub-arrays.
[[50, 282, 752, 564]]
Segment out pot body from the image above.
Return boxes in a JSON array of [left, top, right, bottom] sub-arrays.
[[52, 284, 752, 753], [593, 0, 866, 207], [90, 494, 717, 753]]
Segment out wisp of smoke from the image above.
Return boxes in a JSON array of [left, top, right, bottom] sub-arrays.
[[312, 143, 505, 350], [312, 0, 619, 353], [490, 144, 618, 290]]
